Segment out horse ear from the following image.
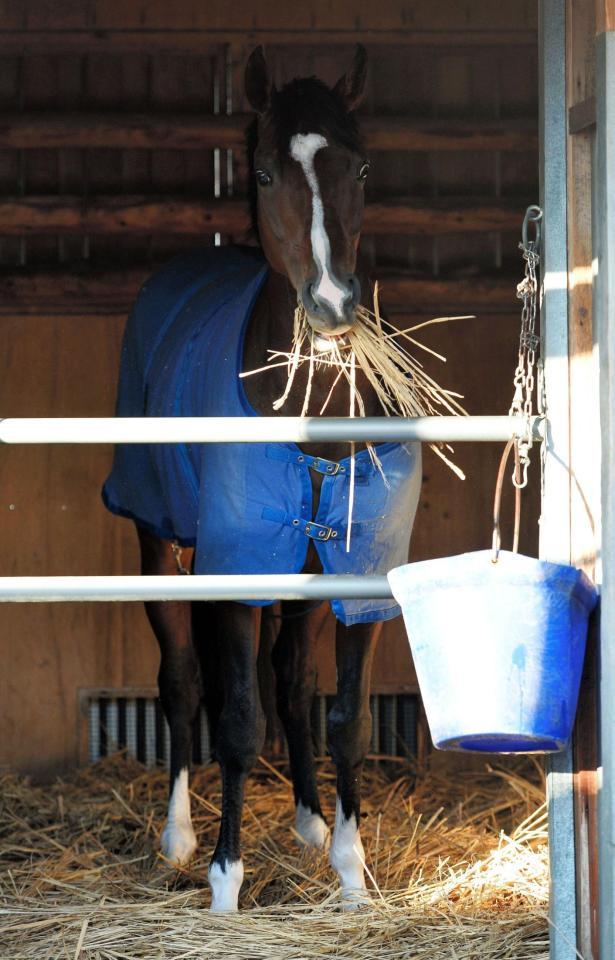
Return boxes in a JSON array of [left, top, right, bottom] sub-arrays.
[[333, 44, 368, 112], [245, 46, 274, 114]]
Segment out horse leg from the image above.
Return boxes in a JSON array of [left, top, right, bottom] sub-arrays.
[[271, 602, 330, 848], [208, 602, 265, 911], [192, 601, 224, 753], [327, 620, 381, 904], [137, 526, 200, 866]]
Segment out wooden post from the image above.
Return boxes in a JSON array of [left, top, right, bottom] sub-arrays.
[[566, 1, 601, 956], [539, 3, 578, 959]]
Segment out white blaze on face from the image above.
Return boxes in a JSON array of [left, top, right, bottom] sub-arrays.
[[289, 132, 349, 318], [160, 767, 197, 866], [330, 795, 369, 905]]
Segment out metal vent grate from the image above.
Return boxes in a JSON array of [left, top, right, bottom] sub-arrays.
[[86, 693, 418, 767]]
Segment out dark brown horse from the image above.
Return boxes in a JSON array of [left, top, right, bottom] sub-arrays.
[[105, 45, 421, 910]]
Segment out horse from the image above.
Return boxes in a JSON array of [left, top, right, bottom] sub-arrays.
[[102, 45, 422, 911]]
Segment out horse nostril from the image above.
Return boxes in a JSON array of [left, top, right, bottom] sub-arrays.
[[301, 280, 321, 315], [308, 285, 321, 311]]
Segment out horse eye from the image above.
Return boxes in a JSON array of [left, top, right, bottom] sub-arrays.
[[255, 168, 273, 187], [357, 161, 370, 182]]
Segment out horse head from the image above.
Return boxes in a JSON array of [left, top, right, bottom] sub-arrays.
[[245, 45, 369, 337]]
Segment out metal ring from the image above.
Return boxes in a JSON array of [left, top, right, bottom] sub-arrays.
[[522, 205, 543, 251]]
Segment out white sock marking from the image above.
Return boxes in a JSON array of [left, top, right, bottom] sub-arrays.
[[209, 859, 244, 912], [160, 767, 197, 866], [330, 796, 369, 906], [295, 802, 330, 848], [290, 132, 349, 318]]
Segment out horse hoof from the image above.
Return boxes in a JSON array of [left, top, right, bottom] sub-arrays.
[[209, 859, 244, 912], [295, 804, 331, 849], [340, 887, 372, 911], [160, 820, 197, 866]]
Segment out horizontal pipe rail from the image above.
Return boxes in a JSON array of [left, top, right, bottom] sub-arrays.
[[0, 415, 545, 445], [0, 575, 393, 603]]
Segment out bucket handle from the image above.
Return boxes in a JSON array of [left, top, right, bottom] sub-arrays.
[[492, 439, 522, 563]]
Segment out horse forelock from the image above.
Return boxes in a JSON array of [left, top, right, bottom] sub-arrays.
[[270, 77, 363, 157], [245, 76, 363, 238]]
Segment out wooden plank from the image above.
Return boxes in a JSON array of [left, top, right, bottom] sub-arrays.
[[569, 96, 596, 133], [0, 313, 159, 777], [573, 623, 600, 960], [596, 0, 615, 34], [0, 195, 523, 236], [567, 0, 600, 955], [366, 198, 520, 234], [0, 111, 539, 151], [567, 1, 598, 585], [0, 29, 538, 54], [0, 268, 520, 314], [133, 0, 538, 33], [0, 306, 531, 773], [0, 195, 248, 235], [380, 274, 519, 311]]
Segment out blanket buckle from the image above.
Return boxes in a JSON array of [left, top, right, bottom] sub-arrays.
[[304, 521, 338, 541]]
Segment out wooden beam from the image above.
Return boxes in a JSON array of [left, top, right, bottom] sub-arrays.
[[0, 29, 538, 53], [365, 198, 522, 235], [568, 96, 596, 133], [0, 195, 523, 237], [376, 274, 519, 311], [567, 0, 600, 955], [0, 112, 538, 153], [573, 626, 600, 960], [596, 0, 615, 34], [0, 196, 249, 236], [363, 117, 537, 153], [0, 268, 519, 316]]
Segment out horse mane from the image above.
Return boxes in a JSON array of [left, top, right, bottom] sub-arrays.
[[245, 76, 364, 239]]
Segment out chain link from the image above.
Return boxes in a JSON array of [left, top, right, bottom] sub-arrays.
[[509, 205, 542, 489]]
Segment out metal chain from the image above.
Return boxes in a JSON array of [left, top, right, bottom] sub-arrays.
[[509, 204, 543, 489], [491, 204, 543, 562]]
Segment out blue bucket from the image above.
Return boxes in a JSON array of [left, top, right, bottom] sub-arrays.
[[387, 550, 598, 753]]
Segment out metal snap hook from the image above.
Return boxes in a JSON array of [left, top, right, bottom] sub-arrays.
[[522, 205, 543, 251]]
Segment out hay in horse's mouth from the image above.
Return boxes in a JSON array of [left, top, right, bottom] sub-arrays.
[[241, 283, 472, 481]]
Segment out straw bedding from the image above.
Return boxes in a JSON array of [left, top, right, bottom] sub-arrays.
[[0, 753, 548, 959]]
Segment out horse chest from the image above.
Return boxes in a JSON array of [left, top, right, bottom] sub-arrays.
[[242, 309, 381, 541]]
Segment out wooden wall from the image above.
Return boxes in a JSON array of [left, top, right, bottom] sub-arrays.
[[0, 0, 539, 776]]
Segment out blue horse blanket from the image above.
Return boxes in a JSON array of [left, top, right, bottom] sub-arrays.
[[102, 246, 422, 625]]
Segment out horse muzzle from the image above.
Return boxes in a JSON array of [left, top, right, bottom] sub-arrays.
[[300, 275, 361, 335]]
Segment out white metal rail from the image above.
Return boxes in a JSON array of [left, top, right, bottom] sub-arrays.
[[0, 413, 545, 601], [0, 415, 545, 445], [0, 574, 391, 602]]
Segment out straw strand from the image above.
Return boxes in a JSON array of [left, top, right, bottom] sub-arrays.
[[243, 296, 469, 481]]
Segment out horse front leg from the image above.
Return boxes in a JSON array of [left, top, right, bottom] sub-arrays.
[[327, 620, 381, 905], [272, 602, 330, 849], [208, 602, 265, 911], [137, 526, 200, 866]]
